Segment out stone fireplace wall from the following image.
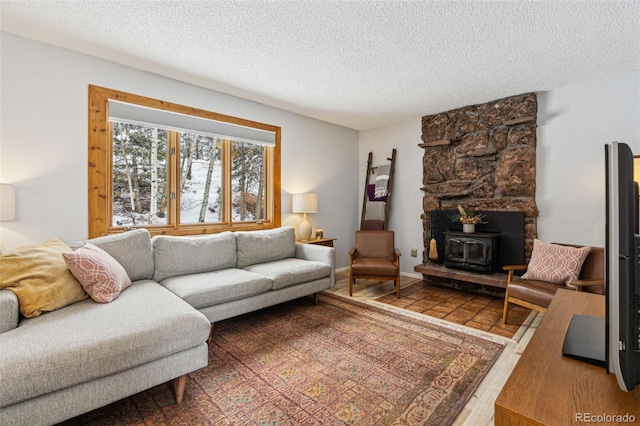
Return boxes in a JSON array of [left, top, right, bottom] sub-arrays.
[[420, 93, 539, 263]]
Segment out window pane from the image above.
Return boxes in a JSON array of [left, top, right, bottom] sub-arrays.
[[179, 133, 222, 224], [112, 122, 168, 227], [231, 141, 266, 222]]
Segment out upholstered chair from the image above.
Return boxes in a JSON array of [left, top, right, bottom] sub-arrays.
[[349, 230, 401, 298], [502, 245, 604, 324]]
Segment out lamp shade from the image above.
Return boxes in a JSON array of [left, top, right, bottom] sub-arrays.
[[291, 193, 318, 213], [0, 184, 16, 221]]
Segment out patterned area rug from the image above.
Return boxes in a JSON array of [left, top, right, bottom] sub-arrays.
[[62, 293, 504, 425]]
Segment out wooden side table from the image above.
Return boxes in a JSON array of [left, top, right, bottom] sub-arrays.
[[300, 238, 335, 248]]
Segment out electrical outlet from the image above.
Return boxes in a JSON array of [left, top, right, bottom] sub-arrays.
[[410, 248, 417, 257]]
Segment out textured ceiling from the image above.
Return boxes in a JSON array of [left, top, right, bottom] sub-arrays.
[[1, 1, 639, 130]]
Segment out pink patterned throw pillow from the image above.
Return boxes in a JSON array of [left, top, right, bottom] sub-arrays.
[[521, 239, 591, 287], [63, 243, 132, 303]]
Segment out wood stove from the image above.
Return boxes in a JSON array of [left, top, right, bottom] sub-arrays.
[[443, 231, 499, 274]]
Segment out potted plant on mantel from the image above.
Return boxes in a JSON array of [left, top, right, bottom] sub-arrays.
[[452, 205, 487, 233]]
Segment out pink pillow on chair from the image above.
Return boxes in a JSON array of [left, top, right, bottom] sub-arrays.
[[63, 243, 132, 303], [521, 239, 591, 287]]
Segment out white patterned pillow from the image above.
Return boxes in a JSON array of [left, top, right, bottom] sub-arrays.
[[521, 240, 591, 287], [63, 243, 132, 303]]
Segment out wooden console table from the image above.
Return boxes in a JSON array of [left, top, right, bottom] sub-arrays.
[[495, 289, 640, 425]]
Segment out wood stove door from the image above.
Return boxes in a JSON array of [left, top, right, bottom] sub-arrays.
[[467, 240, 488, 266]]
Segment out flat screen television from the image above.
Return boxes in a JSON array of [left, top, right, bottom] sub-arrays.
[[605, 142, 640, 391], [562, 142, 640, 392]]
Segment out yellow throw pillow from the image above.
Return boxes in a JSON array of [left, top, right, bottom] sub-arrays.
[[0, 239, 88, 318]]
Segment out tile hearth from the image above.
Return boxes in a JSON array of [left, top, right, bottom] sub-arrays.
[[330, 270, 531, 339], [377, 281, 530, 338]]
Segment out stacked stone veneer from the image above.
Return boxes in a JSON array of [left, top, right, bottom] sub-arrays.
[[420, 93, 539, 263]]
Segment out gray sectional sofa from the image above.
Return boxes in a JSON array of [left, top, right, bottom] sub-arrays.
[[0, 226, 335, 426]]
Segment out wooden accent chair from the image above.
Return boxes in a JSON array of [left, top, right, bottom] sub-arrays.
[[349, 230, 402, 298], [502, 246, 605, 324]]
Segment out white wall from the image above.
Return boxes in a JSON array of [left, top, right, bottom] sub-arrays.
[[537, 71, 640, 246], [358, 119, 424, 276], [0, 33, 359, 267], [359, 71, 640, 273], [2, 32, 638, 269]]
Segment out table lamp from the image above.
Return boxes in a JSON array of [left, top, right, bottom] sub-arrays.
[[292, 193, 318, 242]]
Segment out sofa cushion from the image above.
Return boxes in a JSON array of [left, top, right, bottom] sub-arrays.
[[236, 226, 296, 268], [74, 229, 154, 281], [0, 239, 88, 318], [63, 243, 132, 303], [243, 258, 331, 290], [522, 240, 591, 286], [0, 281, 210, 408], [152, 232, 237, 281], [159, 269, 272, 309]]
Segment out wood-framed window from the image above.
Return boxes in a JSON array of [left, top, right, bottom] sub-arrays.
[[88, 85, 281, 238]]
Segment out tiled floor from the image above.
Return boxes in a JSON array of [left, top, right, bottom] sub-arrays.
[[332, 270, 531, 339], [375, 280, 531, 338]]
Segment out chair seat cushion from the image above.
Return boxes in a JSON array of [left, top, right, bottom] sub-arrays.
[[351, 258, 397, 277], [508, 279, 561, 308]]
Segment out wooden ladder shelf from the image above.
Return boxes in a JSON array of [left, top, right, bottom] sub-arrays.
[[360, 149, 396, 230]]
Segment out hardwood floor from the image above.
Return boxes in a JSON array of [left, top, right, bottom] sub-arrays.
[[324, 270, 541, 426]]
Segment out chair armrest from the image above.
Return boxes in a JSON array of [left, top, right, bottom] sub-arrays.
[[348, 247, 356, 257], [394, 249, 402, 258], [503, 264, 528, 285], [570, 278, 605, 291], [503, 264, 528, 272]]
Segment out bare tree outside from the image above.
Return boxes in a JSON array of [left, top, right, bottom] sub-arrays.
[[112, 123, 266, 227]]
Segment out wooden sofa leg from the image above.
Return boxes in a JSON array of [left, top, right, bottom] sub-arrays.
[[313, 292, 320, 305], [173, 375, 187, 404]]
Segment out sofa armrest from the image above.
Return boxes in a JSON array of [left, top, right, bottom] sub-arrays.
[[295, 243, 336, 287], [0, 289, 19, 334]]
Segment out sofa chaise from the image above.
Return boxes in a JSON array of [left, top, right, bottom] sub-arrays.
[[0, 226, 335, 425]]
